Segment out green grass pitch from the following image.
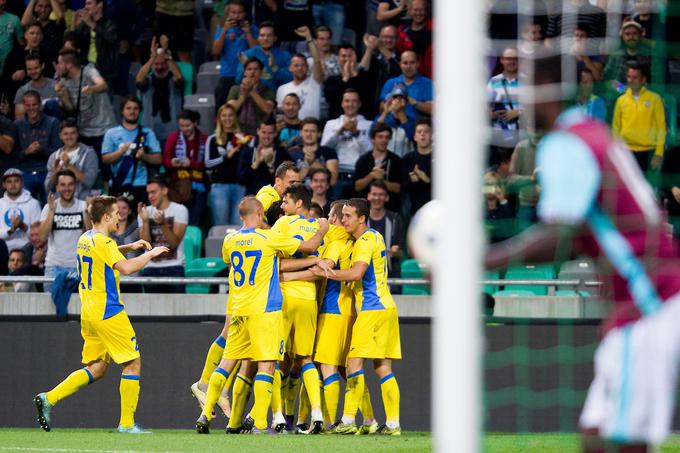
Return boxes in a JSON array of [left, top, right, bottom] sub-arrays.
[[3, 429, 680, 452]]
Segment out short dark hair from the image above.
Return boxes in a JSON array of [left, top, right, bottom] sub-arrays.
[[266, 200, 284, 225], [283, 92, 301, 104], [346, 198, 369, 223], [275, 161, 300, 179], [291, 53, 308, 64], [120, 95, 142, 113], [227, 0, 245, 7], [368, 179, 388, 193], [370, 122, 393, 139], [24, 52, 43, 64], [59, 118, 78, 131], [258, 116, 277, 130], [308, 167, 331, 183], [342, 88, 360, 100], [178, 109, 201, 123], [89, 195, 117, 224], [415, 118, 432, 129], [300, 117, 320, 130], [259, 21, 276, 32], [338, 43, 356, 52], [283, 183, 312, 210], [314, 25, 332, 37], [627, 62, 649, 81], [56, 169, 76, 182], [147, 176, 168, 188], [22, 90, 41, 104], [329, 199, 346, 218], [244, 57, 264, 71], [58, 48, 80, 66]]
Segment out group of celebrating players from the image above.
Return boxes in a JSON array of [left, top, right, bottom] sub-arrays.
[[33, 160, 402, 436]]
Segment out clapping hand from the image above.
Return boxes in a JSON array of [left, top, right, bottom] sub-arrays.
[[152, 209, 165, 225], [363, 33, 378, 50], [137, 202, 148, 222], [26, 141, 41, 155], [47, 193, 57, 213]]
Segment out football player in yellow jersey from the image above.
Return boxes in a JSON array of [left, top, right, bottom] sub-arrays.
[[34, 196, 169, 434], [268, 184, 327, 433], [195, 196, 328, 434], [282, 200, 379, 433], [255, 161, 301, 225], [311, 198, 402, 436]]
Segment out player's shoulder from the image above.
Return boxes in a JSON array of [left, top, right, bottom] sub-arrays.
[[256, 185, 278, 198]]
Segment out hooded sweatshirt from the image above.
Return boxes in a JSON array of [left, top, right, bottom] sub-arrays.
[[0, 189, 42, 251]]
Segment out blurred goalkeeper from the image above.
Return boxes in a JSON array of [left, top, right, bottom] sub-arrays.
[[486, 50, 680, 453]]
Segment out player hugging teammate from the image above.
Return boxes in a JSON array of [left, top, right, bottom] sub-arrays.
[[192, 168, 403, 435]]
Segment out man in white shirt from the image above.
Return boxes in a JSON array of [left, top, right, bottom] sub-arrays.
[[276, 26, 324, 120], [321, 89, 373, 199], [0, 168, 42, 251], [137, 177, 188, 294]]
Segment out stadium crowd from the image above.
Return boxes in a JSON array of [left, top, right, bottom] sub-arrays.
[[0, 0, 433, 292]]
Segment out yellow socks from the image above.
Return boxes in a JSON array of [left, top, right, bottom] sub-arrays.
[[202, 367, 229, 419], [301, 363, 322, 420], [46, 368, 93, 406], [297, 381, 310, 424], [322, 373, 341, 424], [119, 374, 140, 428], [284, 372, 301, 417], [252, 373, 274, 430], [200, 336, 226, 385], [360, 383, 375, 422], [228, 374, 252, 429], [380, 373, 400, 427], [341, 370, 365, 425], [271, 366, 283, 414]]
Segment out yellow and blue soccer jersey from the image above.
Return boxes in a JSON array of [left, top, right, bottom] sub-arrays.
[[256, 185, 280, 214], [351, 228, 396, 312], [76, 230, 127, 321], [320, 238, 355, 316], [222, 227, 301, 316], [318, 224, 352, 257], [272, 214, 322, 301]]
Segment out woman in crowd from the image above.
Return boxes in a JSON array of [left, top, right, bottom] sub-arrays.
[[204, 104, 249, 226], [45, 118, 99, 199], [110, 195, 142, 293], [163, 110, 209, 226]]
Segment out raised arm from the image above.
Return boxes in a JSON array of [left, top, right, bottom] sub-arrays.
[[114, 246, 169, 275]]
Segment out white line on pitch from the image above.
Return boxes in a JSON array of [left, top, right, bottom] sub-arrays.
[[0, 448, 187, 453]]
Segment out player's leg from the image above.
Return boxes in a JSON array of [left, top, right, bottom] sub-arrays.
[[118, 357, 144, 432], [296, 379, 311, 432], [270, 362, 287, 431], [320, 363, 341, 426], [374, 358, 401, 435], [297, 356, 324, 432], [284, 360, 301, 428], [200, 357, 239, 421], [227, 360, 255, 432], [250, 360, 276, 431], [192, 317, 230, 415], [332, 356, 365, 434], [358, 382, 378, 434]]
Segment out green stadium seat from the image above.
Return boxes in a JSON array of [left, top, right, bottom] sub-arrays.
[[483, 271, 500, 296], [401, 259, 430, 295], [177, 61, 194, 96], [186, 258, 228, 294], [495, 263, 556, 296], [184, 225, 203, 267]]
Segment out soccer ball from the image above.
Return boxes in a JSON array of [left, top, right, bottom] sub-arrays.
[[407, 200, 443, 269]]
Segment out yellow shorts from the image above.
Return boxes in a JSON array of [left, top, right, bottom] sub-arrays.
[[282, 297, 317, 357], [313, 313, 355, 366], [225, 311, 284, 362], [348, 307, 401, 360], [81, 311, 140, 365]]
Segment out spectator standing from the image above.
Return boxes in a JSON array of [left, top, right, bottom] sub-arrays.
[[205, 104, 248, 226], [102, 96, 162, 203], [287, 117, 338, 182], [275, 93, 302, 148], [366, 179, 404, 279], [487, 47, 521, 162], [374, 85, 414, 156], [576, 68, 606, 122], [163, 110, 208, 226], [365, 25, 401, 117], [324, 40, 373, 119], [612, 63, 666, 172], [238, 119, 292, 195], [354, 122, 402, 211], [212, 0, 257, 107], [396, 0, 432, 78], [20, 0, 64, 69], [322, 88, 373, 199], [138, 177, 188, 293], [136, 38, 184, 144], [72, 0, 119, 92], [508, 133, 539, 232], [14, 90, 62, 203], [38, 169, 89, 293], [307, 25, 339, 80], [45, 118, 98, 199], [276, 27, 324, 120], [368, 0, 408, 34], [483, 171, 514, 243], [545, 0, 606, 53], [236, 21, 292, 91], [153, 0, 194, 63], [308, 166, 332, 217], [54, 49, 116, 160], [14, 53, 58, 119], [402, 118, 432, 216], [0, 168, 42, 251], [0, 115, 17, 173], [1, 23, 47, 105], [570, 25, 603, 82], [379, 50, 432, 132], [603, 21, 659, 94], [274, 0, 314, 52], [227, 57, 275, 135], [0, 0, 23, 83]]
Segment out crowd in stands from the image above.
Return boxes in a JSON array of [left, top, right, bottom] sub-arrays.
[[0, 0, 433, 294], [484, 0, 680, 244]]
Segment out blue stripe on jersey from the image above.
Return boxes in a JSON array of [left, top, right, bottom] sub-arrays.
[[102, 264, 124, 320], [361, 261, 384, 311], [265, 256, 283, 312], [588, 207, 662, 316], [320, 279, 342, 314], [611, 325, 633, 442]]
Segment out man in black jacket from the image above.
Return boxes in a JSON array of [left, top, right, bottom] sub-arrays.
[[238, 118, 292, 195]]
